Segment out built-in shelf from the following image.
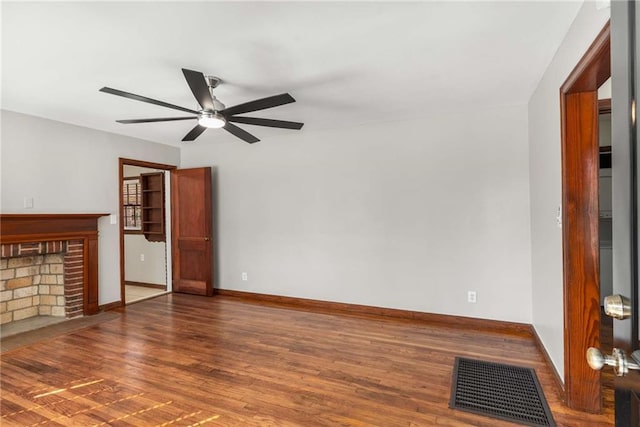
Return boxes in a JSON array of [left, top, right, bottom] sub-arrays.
[[140, 172, 165, 242]]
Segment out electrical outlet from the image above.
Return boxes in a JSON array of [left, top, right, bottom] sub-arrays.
[[241, 272, 248, 281], [140, 254, 145, 262], [467, 291, 477, 303], [23, 197, 34, 209]]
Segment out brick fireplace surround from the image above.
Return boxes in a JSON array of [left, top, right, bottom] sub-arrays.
[[0, 214, 108, 326]]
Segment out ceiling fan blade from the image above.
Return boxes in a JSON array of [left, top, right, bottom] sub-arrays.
[[222, 93, 295, 116], [228, 116, 304, 130], [182, 124, 207, 142], [223, 122, 260, 144], [117, 117, 196, 124], [182, 68, 214, 111], [100, 87, 198, 114]]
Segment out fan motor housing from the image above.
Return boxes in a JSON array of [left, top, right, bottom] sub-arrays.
[[205, 75, 221, 89]]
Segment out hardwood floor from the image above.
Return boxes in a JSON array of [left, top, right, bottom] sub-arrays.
[[125, 284, 168, 304], [1, 294, 613, 426]]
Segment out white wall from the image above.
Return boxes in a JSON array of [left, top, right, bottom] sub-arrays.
[[181, 105, 533, 322], [124, 235, 167, 286], [124, 165, 162, 177], [528, 2, 610, 380], [0, 110, 180, 304]]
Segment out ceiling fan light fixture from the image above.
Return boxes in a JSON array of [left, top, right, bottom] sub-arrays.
[[102, 68, 302, 143], [198, 111, 226, 128]]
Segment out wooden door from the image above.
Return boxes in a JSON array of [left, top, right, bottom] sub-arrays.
[[611, 1, 640, 424], [171, 167, 213, 296]]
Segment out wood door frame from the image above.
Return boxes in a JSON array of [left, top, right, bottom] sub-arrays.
[[560, 22, 610, 413], [118, 158, 177, 306]]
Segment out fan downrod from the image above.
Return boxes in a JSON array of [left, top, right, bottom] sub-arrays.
[[204, 76, 225, 110]]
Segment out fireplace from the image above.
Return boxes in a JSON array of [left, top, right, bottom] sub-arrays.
[[0, 214, 108, 327]]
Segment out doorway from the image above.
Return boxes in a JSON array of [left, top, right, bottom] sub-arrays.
[[119, 158, 177, 305]]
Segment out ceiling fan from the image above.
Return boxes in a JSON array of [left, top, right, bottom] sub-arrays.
[[100, 68, 304, 143]]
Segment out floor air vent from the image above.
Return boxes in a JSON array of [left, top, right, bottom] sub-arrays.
[[449, 357, 556, 427]]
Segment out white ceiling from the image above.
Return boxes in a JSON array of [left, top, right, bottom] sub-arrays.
[[1, 1, 583, 147]]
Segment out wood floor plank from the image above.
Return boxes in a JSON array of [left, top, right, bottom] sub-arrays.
[[1, 294, 613, 426]]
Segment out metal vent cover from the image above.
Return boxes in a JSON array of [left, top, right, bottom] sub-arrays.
[[449, 357, 556, 427]]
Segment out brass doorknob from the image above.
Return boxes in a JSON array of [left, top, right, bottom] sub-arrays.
[[586, 347, 614, 370], [604, 294, 632, 319], [587, 347, 640, 376]]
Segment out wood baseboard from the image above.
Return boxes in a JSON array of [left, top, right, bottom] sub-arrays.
[[215, 289, 533, 337], [99, 300, 122, 312], [125, 281, 167, 290], [532, 325, 565, 401]]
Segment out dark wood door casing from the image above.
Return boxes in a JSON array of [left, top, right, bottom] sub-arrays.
[[562, 91, 602, 412], [560, 22, 610, 413], [171, 167, 213, 296]]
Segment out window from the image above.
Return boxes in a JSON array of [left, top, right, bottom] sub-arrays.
[[123, 177, 142, 231]]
